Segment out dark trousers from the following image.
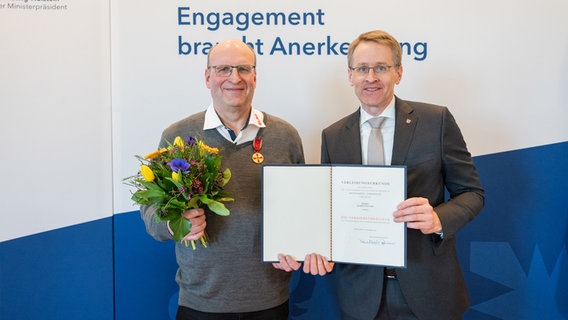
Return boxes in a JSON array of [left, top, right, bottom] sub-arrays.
[[176, 301, 288, 320], [376, 277, 419, 320]]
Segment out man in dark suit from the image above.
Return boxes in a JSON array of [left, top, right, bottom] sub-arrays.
[[316, 30, 485, 320]]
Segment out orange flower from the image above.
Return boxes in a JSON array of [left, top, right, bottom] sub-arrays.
[[144, 148, 167, 159], [198, 140, 219, 155]]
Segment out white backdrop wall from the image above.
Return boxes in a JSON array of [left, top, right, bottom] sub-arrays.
[[111, 0, 568, 215], [1, 1, 114, 318], [0, 0, 112, 242]]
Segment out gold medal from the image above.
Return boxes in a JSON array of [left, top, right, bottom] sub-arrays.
[[252, 152, 264, 164], [252, 138, 264, 164]]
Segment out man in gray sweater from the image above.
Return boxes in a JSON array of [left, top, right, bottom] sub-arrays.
[[141, 39, 305, 319]]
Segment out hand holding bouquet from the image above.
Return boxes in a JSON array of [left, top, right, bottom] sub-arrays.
[[125, 136, 233, 249]]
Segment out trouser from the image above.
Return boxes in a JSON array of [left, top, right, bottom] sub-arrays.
[[176, 300, 288, 320], [376, 270, 419, 320]]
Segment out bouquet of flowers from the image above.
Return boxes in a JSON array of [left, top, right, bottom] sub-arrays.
[[125, 136, 233, 249]]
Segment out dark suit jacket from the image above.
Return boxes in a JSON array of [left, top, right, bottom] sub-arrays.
[[321, 97, 484, 320]]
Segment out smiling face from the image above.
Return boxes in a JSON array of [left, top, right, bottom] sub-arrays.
[[205, 40, 257, 113], [348, 41, 403, 115]]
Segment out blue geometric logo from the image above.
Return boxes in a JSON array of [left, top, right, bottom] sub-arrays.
[[470, 242, 566, 319]]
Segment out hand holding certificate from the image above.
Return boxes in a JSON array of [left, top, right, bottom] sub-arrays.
[[262, 164, 406, 267]]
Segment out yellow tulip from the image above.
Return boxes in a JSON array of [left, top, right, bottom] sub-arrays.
[[140, 165, 155, 182], [173, 136, 184, 149]]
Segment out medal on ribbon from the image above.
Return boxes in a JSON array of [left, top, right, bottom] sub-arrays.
[[252, 138, 264, 164]]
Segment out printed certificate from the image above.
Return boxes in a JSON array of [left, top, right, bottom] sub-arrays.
[[262, 164, 406, 267]]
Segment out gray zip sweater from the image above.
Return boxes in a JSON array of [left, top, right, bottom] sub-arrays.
[[141, 111, 305, 313]]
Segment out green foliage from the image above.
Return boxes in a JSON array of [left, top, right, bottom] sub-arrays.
[[124, 136, 233, 247]]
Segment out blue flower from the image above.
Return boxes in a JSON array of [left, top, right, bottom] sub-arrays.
[[187, 136, 197, 146], [168, 159, 190, 172]]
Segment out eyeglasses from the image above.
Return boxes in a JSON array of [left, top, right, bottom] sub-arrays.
[[349, 65, 397, 75], [208, 65, 256, 77]]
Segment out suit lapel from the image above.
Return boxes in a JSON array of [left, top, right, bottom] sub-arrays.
[[392, 97, 417, 165]]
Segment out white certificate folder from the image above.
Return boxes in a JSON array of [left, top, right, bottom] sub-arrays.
[[262, 164, 407, 267]]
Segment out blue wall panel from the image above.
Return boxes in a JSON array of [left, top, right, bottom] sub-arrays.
[[0, 218, 114, 320], [458, 141, 568, 320], [110, 143, 568, 319], [2, 142, 567, 319], [113, 211, 179, 320]]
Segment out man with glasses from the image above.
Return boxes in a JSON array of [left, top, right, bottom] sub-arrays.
[[298, 30, 485, 319], [141, 39, 305, 319]]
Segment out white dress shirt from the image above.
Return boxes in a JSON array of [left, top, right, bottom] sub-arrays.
[[203, 104, 266, 144], [359, 99, 396, 165]]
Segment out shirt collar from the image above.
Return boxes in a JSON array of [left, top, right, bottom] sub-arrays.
[[203, 104, 266, 131], [359, 98, 396, 126]]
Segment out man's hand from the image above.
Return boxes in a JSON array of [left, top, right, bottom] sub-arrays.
[[303, 253, 335, 276], [393, 197, 442, 234], [272, 253, 335, 276], [180, 208, 207, 241], [272, 254, 302, 272]]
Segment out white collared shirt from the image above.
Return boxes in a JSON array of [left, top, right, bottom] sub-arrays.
[[360, 99, 396, 165], [203, 104, 266, 145]]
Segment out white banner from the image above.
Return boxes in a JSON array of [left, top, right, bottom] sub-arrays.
[[111, 0, 568, 214], [0, 0, 112, 241]]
